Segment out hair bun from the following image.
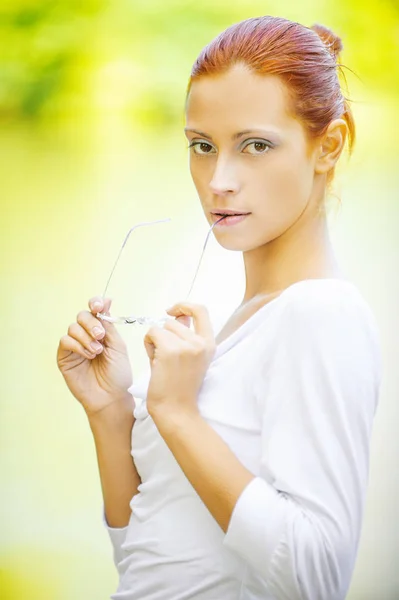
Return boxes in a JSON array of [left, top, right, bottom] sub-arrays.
[[311, 23, 343, 60]]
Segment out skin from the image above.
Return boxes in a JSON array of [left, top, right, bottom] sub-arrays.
[[57, 62, 349, 532], [185, 63, 347, 309]]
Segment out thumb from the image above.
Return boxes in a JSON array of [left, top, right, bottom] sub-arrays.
[[144, 338, 155, 362], [176, 315, 191, 328]]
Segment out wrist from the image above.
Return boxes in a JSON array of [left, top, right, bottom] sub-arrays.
[[87, 393, 135, 434], [150, 403, 201, 436]]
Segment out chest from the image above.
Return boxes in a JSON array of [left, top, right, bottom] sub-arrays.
[[214, 293, 281, 345], [130, 341, 266, 482]]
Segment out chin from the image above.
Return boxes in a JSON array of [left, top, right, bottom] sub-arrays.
[[213, 234, 264, 253], [213, 227, 283, 253], [216, 240, 247, 252]]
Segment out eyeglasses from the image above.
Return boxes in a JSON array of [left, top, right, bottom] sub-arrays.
[[96, 215, 226, 326]]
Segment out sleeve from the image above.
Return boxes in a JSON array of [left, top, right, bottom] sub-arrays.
[[102, 509, 129, 568], [222, 289, 381, 600]]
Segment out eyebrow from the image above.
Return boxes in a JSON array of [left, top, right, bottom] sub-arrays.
[[184, 128, 279, 141]]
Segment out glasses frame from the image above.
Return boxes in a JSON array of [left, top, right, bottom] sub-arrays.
[[96, 215, 226, 325]]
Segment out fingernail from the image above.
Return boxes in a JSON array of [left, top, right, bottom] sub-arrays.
[[92, 301, 102, 311], [90, 341, 103, 353], [92, 326, 105, 338]]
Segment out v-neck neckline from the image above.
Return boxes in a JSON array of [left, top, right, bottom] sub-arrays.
[[213, 294, 279, 360]]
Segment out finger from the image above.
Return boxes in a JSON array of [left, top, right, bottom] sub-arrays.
[[144, 325, 175, 348], [166, 302, 214, 344], [81, 308, 125, 351], [143, 326, 181, 360], [89, 296, 112, 316], [163, 317, 195, 341], [176, 315, 191, 328], [76, 310, 106, 341], [58, 334, 97, 360], [87, 296, 125, 347], [68, 322, 104, 355]]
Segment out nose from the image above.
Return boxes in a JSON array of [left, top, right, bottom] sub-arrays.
[[209, 156, 240, 196]]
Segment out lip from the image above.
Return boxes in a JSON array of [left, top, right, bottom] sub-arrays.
[[210, 208, 251, 216], [210, 213, 250, 227]]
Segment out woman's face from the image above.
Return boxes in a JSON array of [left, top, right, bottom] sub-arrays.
[[185, 64, 321, 252]]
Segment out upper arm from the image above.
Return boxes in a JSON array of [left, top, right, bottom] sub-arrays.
[[224, 285, 381, 600], [259, 289, 380, 596]]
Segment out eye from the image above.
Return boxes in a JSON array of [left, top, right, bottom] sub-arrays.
[[242, 140, 272, 155], [189, 141, 216, 155]]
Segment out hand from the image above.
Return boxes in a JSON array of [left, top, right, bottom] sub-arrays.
[[57, 297, 133, 416], [143, 302, 216, 418]]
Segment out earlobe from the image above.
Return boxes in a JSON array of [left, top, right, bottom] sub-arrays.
[[315, 119, 347, 175]]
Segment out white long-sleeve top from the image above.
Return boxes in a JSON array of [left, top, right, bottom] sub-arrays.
[[104, 279, 381, 600]]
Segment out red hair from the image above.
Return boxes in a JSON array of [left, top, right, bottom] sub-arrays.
[[188, 17, 355, 160]]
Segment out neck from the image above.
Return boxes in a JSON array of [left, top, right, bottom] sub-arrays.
[[241, 211, 342, 305]]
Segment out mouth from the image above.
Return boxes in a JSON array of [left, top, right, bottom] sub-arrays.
[[210, 209, 251, 217], [210, 211, 251, 226]]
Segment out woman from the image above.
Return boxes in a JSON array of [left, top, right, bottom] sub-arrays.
[[57, 15, 381, 600]]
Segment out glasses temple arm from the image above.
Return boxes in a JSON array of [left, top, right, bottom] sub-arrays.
[[185, 216, 226, 300], [101, 218, 171, 299]]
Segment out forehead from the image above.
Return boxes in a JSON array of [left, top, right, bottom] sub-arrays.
[[186, 64, 295, 133]]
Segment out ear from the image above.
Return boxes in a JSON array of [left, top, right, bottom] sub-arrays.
[[314, 119, 347, 175]]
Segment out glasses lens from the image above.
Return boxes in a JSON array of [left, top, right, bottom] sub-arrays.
[[102, 214, 237, 323]]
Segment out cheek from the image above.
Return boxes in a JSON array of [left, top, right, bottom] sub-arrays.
[[260, 151, 314, 209], [190, 159, 211, 197], [189, 159, 198, 186], [250, 151, 315, 239]]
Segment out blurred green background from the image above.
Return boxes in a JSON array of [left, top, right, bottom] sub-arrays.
[[1, 1, 398, 598]]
